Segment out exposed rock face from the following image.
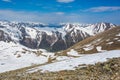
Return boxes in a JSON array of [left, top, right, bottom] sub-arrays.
[[0, 30, 11, 42], [0, 21, 116, 51], [20, 37, 37, 49], [92, 22, 116, 34], [0, 30, 4, 40]]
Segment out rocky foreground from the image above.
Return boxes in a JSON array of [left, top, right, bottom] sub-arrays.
[[0, 57, 119, 80]]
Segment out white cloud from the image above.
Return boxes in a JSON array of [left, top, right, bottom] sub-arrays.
[[2, 0, 11, 2], [0, 9, 120, 24], [85, 6, 120, 12], [57, 0, 74, 3], [0, 10, 83, 23], [0, 10, 65, 23], [0, 10, 39, 22], [55, 12, 65, 15]]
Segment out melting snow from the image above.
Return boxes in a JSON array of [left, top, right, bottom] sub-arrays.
[[96, 46, 102, 51], [107, 42, 114, 45], [27, 50, 120, 73], [83, 46, 94, 51], [114, 38, 119, 40], [0, 41, 55, 73], [96, 46, 106, 52], [118, 40, 120, 42], [67, 49, 80, 56], [116, 33, 120, 36]]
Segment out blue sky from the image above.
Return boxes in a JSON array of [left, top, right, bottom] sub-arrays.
[[0, 0, 120, 24]]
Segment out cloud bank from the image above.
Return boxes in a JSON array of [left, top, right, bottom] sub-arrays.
[[85, 6, 120, 12], [0, 10, 78, 23], [0, 9, 120, 24], [57, 0, 75, 3]]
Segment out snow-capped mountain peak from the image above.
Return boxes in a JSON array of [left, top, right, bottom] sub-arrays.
[[0, 21, 116, 51]]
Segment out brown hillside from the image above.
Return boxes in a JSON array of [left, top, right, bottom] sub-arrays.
[[57, 27, 120, 55]]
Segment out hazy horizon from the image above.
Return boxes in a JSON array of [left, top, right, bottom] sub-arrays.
[[0, 0, 120, 24]]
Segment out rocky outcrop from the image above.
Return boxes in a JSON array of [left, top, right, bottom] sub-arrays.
[[0, 30, 11, 42]]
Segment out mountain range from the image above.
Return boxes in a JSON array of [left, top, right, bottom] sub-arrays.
[[0, 21, 116, 52]]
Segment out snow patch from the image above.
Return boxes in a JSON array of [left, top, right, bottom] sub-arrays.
[[107, 42, 114, 45], [114, 38, 119, 40], [118, 40, 120, 42], [116, 33, 120, 36], [27, 50, 120, 73], [67, 49, 80, 56], [83, 46, 94, 51], [25, 27, 37, 39], [96, 46, 106, 52]]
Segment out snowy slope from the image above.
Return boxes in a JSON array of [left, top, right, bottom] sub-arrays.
[[0, 41, 56, 73], [27, 50, 120, 73], [84, 22, 116, 35], [0, 40, 120, 73], [0, 41, 77, 73]]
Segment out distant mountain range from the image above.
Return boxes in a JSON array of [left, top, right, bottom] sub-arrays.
[[0, 20, 116, 51]]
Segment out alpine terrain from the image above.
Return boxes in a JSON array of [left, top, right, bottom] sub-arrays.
[[0, 21, 120, 80], [0, 21, 116, 51]]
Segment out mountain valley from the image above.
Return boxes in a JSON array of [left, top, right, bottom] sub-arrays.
[[0, 21, 120, 80]]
